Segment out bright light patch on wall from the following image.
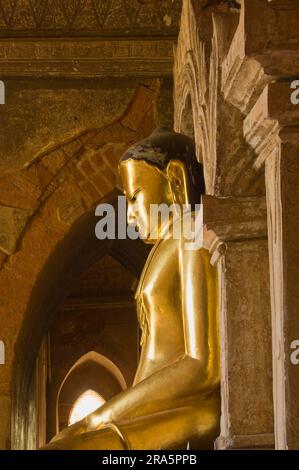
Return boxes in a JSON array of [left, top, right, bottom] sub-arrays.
[[69, 389, 105, 426]]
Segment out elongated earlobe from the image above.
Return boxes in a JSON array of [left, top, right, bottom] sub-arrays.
[[166, 160, 190, 207]]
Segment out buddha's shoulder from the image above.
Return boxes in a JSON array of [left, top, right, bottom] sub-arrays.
[[155, 234, 180, 252]]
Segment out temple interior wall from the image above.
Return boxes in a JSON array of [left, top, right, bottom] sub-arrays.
[[0, 0, 298, 450]]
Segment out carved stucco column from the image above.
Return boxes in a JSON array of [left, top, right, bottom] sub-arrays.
[[174, 0, 275, 449], [175, 0, 299, 449], [244, 82, 299, 450], [202, 196, 274, 449], [223, 0, 299, 449]]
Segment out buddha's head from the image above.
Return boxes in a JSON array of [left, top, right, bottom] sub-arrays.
[[119, 128, 205, 244]]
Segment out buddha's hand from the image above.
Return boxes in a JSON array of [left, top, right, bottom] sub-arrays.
[[47, 417, 88, 445], [44, 406, 109, 448], [84, 406, 110, 431]]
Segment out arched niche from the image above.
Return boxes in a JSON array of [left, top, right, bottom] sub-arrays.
[[11, 192, 150, 449], [60, 351, 127, 393], [57, 352, 126, 433], [69, 390, 105, 426]]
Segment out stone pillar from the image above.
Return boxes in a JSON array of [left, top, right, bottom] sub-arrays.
[[174, 0, 299, 449], [277, 140, 299, 450], [244, 82, 299, 448], [215, 0, 299, 449], [202, 196, 274, 449], [265, 141, 299, 450]]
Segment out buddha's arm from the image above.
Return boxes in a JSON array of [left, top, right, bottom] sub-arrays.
[[179, 243, 219, 379], [52, 354, 217, 443], [51, 246, 219, 443]]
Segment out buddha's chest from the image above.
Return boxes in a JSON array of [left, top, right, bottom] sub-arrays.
[[135, 239, 181, 344]]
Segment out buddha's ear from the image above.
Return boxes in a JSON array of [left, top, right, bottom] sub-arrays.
[[166, 160, 190, 206]]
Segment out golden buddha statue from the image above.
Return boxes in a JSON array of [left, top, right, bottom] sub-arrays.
[[44, 128, 220, 450]]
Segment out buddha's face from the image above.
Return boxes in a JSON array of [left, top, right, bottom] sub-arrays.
[[119, 159, 174, 243]]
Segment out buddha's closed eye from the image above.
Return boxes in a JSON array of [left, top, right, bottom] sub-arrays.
[[129, 188, 141, 202]]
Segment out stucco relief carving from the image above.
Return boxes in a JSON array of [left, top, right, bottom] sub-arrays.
[[0, 205, 33, 255], [0, 0, 181, 36], [174, 0, 216, 193], [57, 198, 86, 226], [174, 1, 267, 198]]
